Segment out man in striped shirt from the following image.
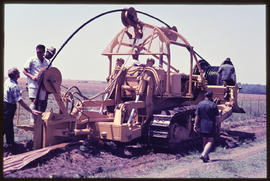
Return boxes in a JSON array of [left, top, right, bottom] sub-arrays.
[[4, 67, 41, 149]]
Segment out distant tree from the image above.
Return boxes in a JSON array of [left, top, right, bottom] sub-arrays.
[[238, 83, 266, 94]]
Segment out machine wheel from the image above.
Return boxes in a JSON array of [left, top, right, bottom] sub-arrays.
[[168, 122, 190, 150]]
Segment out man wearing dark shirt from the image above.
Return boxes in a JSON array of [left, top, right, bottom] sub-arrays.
[[217, 58, 236, 86], [194, 90, 219, 162]]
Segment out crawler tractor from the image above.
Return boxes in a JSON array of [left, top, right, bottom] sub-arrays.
[[18, 7, 245, 150]]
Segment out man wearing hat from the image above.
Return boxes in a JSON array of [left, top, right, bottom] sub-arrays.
[[193, 90, 219, 162], [217, 57, 236, 86], [40, 46, 56, 112], [4, 67, 42, 150], [45, 46, 56, 60]]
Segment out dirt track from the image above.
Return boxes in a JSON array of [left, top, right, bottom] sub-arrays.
[[3, 116, 266, 178]]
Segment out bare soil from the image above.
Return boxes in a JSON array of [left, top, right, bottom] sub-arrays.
[[3, 115, 266, 178]]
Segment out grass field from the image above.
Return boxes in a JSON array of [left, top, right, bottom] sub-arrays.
[[229, 94, 266, 122]]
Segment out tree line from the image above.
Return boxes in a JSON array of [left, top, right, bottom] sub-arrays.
[[237, 83, 266, 94]]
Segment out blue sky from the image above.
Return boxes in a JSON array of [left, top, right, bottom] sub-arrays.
[[4, 4, 266, 84]]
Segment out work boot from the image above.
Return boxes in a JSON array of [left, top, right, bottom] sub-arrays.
[[199, 155, 208, 163], [10, 142, 18, 154]]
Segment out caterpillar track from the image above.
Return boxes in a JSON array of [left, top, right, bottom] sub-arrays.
[[148, 105, 200, 150]]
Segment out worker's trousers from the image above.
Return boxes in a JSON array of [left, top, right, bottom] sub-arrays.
[[4, 102, 17, 145]]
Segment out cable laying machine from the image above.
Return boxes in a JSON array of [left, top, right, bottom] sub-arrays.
[[28, 7, 245, 150]]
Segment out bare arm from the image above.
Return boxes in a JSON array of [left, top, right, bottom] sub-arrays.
[[18, 100, 42, 115], [193, 115, 199, 133], [23, 69, 38, 81]]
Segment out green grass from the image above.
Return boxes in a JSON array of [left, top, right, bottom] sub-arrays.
[[214, 146, 230, 155], [237, 99, 266, 118], [240, 139, 255, 148], [219, 150, 266, 177], [188, 149, 266, 178]]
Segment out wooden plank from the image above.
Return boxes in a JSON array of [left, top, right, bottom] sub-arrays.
[[3, 143, 69, 174], [16, 124, 34, 132], [33, 116, 43, 150]]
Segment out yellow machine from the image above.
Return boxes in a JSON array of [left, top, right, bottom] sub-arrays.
[[19, 7, 245, 150]]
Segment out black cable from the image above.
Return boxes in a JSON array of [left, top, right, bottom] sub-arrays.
[[194, 50, 205, 61], [35, 8, 174, 109], [35, 9, 125, 109], [136, 10, 171, 29], [48, 9, 125, 69], [186, 46, 206, 61], [34, 8, 206, 109]]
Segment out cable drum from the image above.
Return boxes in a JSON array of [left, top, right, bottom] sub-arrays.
[[193, 59, 220, 85], [193, 59, 210, 75], [204, 66, 219, 85]]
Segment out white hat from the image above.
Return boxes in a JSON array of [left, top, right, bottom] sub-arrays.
[[47, 47, 56, 55]]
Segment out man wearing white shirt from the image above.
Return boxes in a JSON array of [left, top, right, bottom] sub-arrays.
[[23, 44, 49, 124]]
